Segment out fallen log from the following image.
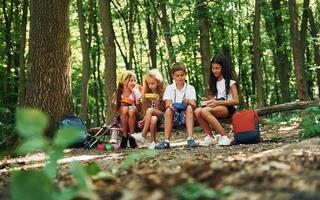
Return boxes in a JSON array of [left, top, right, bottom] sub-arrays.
[[255, 99, 320, 117]]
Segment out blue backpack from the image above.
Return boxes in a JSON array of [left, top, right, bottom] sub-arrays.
[[58, 116, 88, 148]]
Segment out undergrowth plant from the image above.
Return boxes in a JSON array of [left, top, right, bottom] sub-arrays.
[[10, 108, 99, 200], [300, 106, 320, 139]]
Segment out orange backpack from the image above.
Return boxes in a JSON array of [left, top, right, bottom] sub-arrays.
[[232, 110, 260, 144]]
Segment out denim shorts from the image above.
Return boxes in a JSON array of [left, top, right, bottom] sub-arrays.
[[173, 112, 186, 127]]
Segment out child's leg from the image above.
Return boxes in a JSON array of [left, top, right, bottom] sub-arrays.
[[128, 108, 137, 134], [149, 116, 158, 142], [194, 108, 213, 137], [119, 106, 129, 137], [164, 108, 174, 140], [185, 105, 194, 138], [200, 106, 228, 135], [141, 108, 163, 138]]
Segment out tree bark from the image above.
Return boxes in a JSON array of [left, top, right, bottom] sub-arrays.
[[253, 0, 265, 108], [26, 0, 73, 137], [288, 0, 309, 100], [99, 0, 117, 123], [18, 0, 28, 106], [159, 0, 175, 64], [271, 0, 290, 103], [76, 0, 91, 123], [197, 0, 211, 96], [308, 9, 320, 98], [299, 0, 310, 64], [128, 0, 135, 70], [256, 99, 320, 116], [144, 0, 157, 69]]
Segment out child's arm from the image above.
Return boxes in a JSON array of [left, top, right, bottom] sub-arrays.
[[182, 98, 196, 109], [207, 84, 239, 107]]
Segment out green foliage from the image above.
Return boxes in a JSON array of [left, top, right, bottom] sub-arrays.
[[300, 106, 320, 139], [0, 107, 18, 155], [10, 108, 98, 200], [263, 110, 301, 127], [122, 150, 158, 170], [171, 182, 232, 200]]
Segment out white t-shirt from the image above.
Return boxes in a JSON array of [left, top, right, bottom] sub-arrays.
[[216, 79, 236, 100], [163, 81, 196, 103]]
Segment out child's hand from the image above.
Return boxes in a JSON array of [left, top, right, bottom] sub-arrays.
[[169, 103, 177, 111], [136, 97, 142, 105], [182, 98, 190, 105], [206, 99, 219, 107]]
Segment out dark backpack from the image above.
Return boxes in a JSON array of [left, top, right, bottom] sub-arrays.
[[232, 110, 260, 144], [58, 116, 88, 148]]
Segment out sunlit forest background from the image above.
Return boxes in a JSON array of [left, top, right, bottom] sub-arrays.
[[0, 0, 319, 150]]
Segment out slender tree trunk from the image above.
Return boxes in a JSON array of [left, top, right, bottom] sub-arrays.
[[299, 0, 310, 64], [2, 0, 13, 103], [99, 0, 117, 123], [271, 0, 290, 103], [128, 0, 135, 70], [26, 0, 73, 137], [288, 0, 309, 100], [18, 0, 28, 106], [76, 0, 90, 123], [308, 9, 320, 98], [159, 0, 175, 64], [196, 0, 211, 96], [144, 0, 157, 69], [253, 0, 265, 108]]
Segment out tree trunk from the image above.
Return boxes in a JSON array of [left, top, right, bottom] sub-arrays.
[[271, 0, 290, 103], [99, 0, 117, 123], [26, 0, 73, 137], [76, 0, 90, 124], [18, 0, 28, 106], [144, 0, 157, 69], [253, 0, 265, 108], [299, 0, 310, 64], [288, 0, 309, 100], [256, 99, 320, 116], [2, 0, 14, 104], [128, 0, 135, 70], [197, 0, 211, 96], [159, 0, 175, 64], [308, 9, 320, 98]]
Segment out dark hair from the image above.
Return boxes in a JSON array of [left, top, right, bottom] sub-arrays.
[[170, 62, 187, 75], [208, 53, 233, 98]]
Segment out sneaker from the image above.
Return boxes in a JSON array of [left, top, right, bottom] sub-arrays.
[[199, 135, 215, 147], [109, 129, 118, 144], [128, 136, 137, 148], [131, 132, 145, 144], [120, 136, 128, 149], [148, 141, 157, 149], [218, 135, 232, 146], [187, 137, 197, 148], [155, 140, 170, 149]]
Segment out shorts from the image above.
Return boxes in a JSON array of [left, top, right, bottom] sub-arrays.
[[173, 111, 186, 127], [227, 106, 236, 117]]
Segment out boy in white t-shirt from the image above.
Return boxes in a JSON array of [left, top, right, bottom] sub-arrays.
[[155, 62, 197, 149]]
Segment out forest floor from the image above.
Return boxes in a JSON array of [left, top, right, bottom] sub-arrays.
[[1, 120, 320, 200]]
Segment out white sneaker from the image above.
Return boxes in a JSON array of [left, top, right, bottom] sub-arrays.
[[199, 135, 215, 147], [131, 132, 145, 144], [109, 128, 118, 144], [148, 141, 157, 149], [218, 135, 232, 146]]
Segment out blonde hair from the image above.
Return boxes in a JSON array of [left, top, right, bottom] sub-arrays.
[[112, 70, 137, 111], [142, 69, 165, 113]]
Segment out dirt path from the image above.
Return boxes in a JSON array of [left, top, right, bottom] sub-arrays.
[[1, 123, 320, 200]]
